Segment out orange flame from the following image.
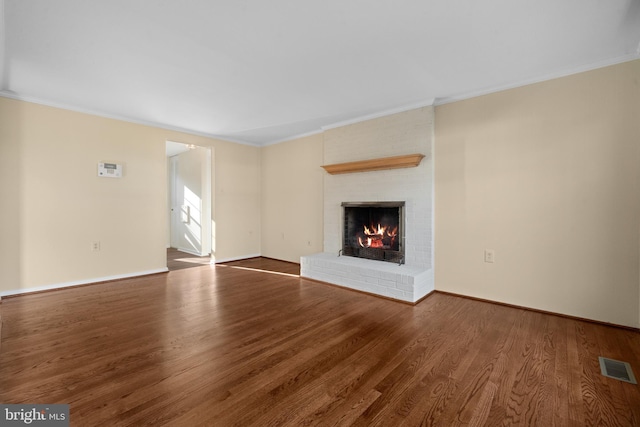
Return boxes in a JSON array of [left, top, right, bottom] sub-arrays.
[[358, 223, 398, 248]]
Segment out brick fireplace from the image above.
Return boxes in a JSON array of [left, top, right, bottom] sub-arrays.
[[301, 106, 434, 303]]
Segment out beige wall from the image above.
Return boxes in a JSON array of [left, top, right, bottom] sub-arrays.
[[213, 140, 261, 261], [0, 97, 261, 293], [435, 60, 640, 328], [260, 134, 324, 263], [3, 60, 639, 328], [0, 98, 22, 291]]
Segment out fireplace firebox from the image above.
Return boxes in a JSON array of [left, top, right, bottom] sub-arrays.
[[342, 202, 405, 264]]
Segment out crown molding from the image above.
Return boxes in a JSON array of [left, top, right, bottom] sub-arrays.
[[261, 129, 325, 146], [256, 50, 637, 147], [434, 53, 640, 106], [3, 53, 637, 147], [252, 99, 437, 146], [320, 99, 435, 132], [263, 51, 638, 145], [0, 90, 260, 147]]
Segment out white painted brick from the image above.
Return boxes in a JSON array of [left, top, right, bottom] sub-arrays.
[[364, 276, 379, 285], [378, 278, 397, 289], [396, 281, 414, 292], [330, 270, 348, 279], [361, 269, 380, 278], [379, 271, 396, 281], [384, 288, 407, 300], [332, 263, 351, 272], [301, 254, 432, 303], [323, 107, 433, 271], [367, 284, 385, 295]]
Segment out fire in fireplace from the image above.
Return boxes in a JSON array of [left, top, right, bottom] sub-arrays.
[[342, 202, 405, 264]]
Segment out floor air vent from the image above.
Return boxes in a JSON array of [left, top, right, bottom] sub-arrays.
[[598, 357, 637, 384]]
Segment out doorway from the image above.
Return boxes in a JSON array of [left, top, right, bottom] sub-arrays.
[[166, 141, 212, 270]]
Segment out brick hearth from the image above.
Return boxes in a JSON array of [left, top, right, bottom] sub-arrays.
[[301, 253, 432, 303]]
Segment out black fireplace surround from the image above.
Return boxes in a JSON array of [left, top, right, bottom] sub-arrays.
[[342, 201, 405, 264]]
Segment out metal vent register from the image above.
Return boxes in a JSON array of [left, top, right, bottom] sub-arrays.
[[598, 357, 637, 384]]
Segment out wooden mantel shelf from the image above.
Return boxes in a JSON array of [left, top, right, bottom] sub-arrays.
[[321, 153, 425, 175]]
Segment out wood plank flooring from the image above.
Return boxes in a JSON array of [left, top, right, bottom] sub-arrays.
[[1, 258, 639, 426], [167, 248, 212, 271]]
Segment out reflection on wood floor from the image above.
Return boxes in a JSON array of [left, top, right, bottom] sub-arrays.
[[166, 248, 211, 271], [1, 257, 638, 425], [216, 256, 300, 276]]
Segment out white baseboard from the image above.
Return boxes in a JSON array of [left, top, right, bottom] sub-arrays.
[[0, 268, 169, 297], [214, 253, 261, 264]]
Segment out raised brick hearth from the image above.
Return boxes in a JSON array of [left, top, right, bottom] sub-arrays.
[[301, 253, 432, 303], [300, 107, 434, 302]]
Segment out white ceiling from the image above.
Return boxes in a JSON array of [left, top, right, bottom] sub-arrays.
[[1, 0, 639, 146]]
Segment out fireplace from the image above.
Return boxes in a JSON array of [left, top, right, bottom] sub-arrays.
[[301, 108, 433, 302], [342, 202, 405, 264]]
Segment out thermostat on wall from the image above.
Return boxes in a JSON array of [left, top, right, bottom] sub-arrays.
[[98, 162, 123, 178]]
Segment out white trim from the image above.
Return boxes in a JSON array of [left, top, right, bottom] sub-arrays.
[[261, 129, 324, 146], [320, 100, 435, 131], [214, 253, 261, 264], [202, 146, 213, 256], [262, 100, 436, 146], [434, 54, 640, 106], [0, 268, 168, 297], [0, 90, 260, 147], [3, 54, 638, 146]]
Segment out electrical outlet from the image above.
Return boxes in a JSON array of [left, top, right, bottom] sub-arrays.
[[92, 241, 101, 252], [484, 249, 495, 263]]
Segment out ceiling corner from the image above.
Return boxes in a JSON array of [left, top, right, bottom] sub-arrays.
[[320, 100, 435, 132]]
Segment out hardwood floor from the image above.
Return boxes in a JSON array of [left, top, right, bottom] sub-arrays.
[[1, 258, 639, 426], [167, 248, 212, 271]]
